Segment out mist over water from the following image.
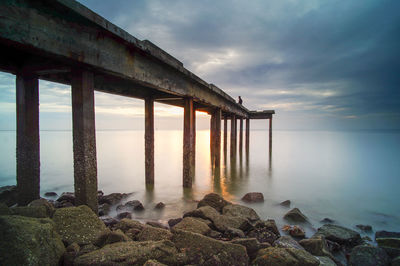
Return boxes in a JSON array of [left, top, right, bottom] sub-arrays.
[[1, 129, 399, 237]]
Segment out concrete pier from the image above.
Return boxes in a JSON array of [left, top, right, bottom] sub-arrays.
[[145, 97, 154, 185], [230, 115, 237, 157], [71, 70, 98, 213], [16, 72, 40, 206], [183, 98, 195, 187]]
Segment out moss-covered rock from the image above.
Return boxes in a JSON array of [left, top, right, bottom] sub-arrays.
[[94, 229, 132, 247], [0, 215, 65, 265], [171, 229, 249, 265], [253, 247, 319, 266], [173, 217, 211, 235], [0, 202, 11, 215], [52, 205, 108, 245], [197, 192, 231, 212], [222, 204, 260, 222], [313, 224, 362, 247], [136, 225, 173, 241], [74, 240, 180, 266], [10, 206, 49, 218], [114, 218, 144, 232], [184, 205, 220, 221], [231, 238, 260, 259], [28, 198, 55, 217], [144, 259, 167, 266]]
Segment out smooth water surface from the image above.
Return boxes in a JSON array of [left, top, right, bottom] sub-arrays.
[[1, 129, 399, 236]]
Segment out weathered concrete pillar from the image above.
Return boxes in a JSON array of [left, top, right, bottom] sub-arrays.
[[245, 118, 250, 152], [230, 115, 237, 157], [239, 118, 243, 154], [223, 116, 228, 153], [71, 70, 98, 213], [192, 107, 196, 168], [183, 98, 194, 187], [16, 73, 40, 206], [269, 117, 273, 155], [210, 109, 221, 168], [145, 97, 154, 186]]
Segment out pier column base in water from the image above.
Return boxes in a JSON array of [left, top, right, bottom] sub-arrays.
[[239, 118, 243, 154], [145, 97, 154, 186], [245, 118, 250, 151], [269, 117, 272, 154], [223, 117, 228, 153], [72, 70, 98, 214], [183, 98, 195, 187], [230, 114, 237, 158], [16, 72, 40, 206], [210, 109, 221, 168]]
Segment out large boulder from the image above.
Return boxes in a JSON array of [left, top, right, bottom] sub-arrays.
[[28, 198, 55, 217], [173, 217, 211, 235], [10, 206, 49, 218], [274, 236, 305, 250], [231, 238, 261, 259], [255, 219, 281, 236], [283, 208, 309, 223], [299, 236, 336, 262], [171, 229, 249, 265], [114, 218, 144, 232], [0, 202, 11, 215], [0, 215, 65, 265], [0, 185, 18, 206], [375, 231, 400, 258], [349, 245, 390, 266], [94, 229, 132, 247], [253, 247, 319, 266], [222, 204, 260, 222], [197, 193, 230, 212], [184, 205, 220, 221], [74, 240, 180, 266], [52, 205, 108, 245], [241, 192, 264, 203], [136, 225, 173, 241], [314, 224, 362, 247]]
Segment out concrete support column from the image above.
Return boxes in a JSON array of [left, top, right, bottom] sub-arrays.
[[239, 118, 243, 154], [230, 114, 237, 157], [16, 73, 40, 205], [145, 97, 154, 186], [183, 98, 194, 187], [72, 70, 98, 213], [269, 117, 272, 154], [192, 107, 196, 168], [223, 117, 228, 153], [210, 109, 221, 168], [245, 118, 250, 151]]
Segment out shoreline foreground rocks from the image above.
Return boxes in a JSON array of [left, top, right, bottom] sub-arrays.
[[0, 189, 399, 265]]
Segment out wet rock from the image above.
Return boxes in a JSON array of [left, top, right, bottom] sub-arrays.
[[282, 224, 306, 238], [74, 240, 180, 266], [146, 221, 169, 230], [253, 247, 320, 266], [224, 227, 245, 239], [171, 229, 249, 265], [197, 192, 230, 212], [125, 200, 145, 211], [274, 235, 305, 250], [183, 205, 219, 221], [98, 203, 111, 216], [213, 213, 252, 232], [231, 238, 260, 259], [0, 185, 17, 206], [192, 217, 213, 227], [168, 217, 182, 227], [207, 229, 223, 239], [28, 198, 55, 217], [100, 216, 118, 227], [316, 256, 337, 266], [173, 217, 211, 235], [222, 203, 260, 222], [144, 260, 167, 266], [114, 218, 144, 232], [356, 224, 372, 232], [0, 202, 11, 215], [314, 224, 362, 247], [241, 192, 264, 203], [63, 242, 80, 266], [154, 202, 165, 209], [10, 206, 49, 218], [284, 208, 309, 223], [98, 192, 130, 205], [299, 236, 336, 261], [0, 215, 65, 265], [349, 245, 390, 266], [321, 218, 335, 224], [94, 229, 131, 247], [255, 219, 281, 236], [54, 200, 74, 208], [117, 211, 132, 219], [375, 231, 400, 258], [136, 225, 173, 241], [247, 226, 279, 244], [52, 205, 108, 246], [44, 191, 58, 197], [280, 200, 291, 207], [56, 192, 75, 205]]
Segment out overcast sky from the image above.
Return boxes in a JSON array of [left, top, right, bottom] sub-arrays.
[[0, 0, 399, 130]]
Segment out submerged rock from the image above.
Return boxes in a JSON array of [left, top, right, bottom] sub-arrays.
[[253, 247, 319, 266], [171, 229, 249, 265], [0, 215, 65, 265], [117, 211, 132, 220], [154, 202, 165, 209], [74, 240, 180, 266], [241, 192, 264, 203], [168, 217, 182, 227], [197, 192, 230, 212], [222, 203, 260, 222], [349, 245, 390, 266], [314, 224, 362, 247], [173, 217, 211, 235], [52, 205, 108, 245], [98, 192, 130, 205], [356, 224, 372, 232], [321, 218, 335, 224], [56, 192, 75, 205], [284, 208, 309, 223], [280, 200, 291, 207], [44, 191, 58, 197]]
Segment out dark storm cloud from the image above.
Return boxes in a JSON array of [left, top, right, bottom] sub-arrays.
[[77, 0, 400, 128]]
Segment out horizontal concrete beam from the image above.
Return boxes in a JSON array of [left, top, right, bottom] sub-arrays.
[[0, 0, 248, 117], [249, 110, 275, 119]]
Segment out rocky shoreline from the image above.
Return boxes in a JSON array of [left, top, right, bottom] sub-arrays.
[[0, 186, 399, 265]]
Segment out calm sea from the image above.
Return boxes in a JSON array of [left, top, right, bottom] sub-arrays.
[[1, 129, 399, 236]]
